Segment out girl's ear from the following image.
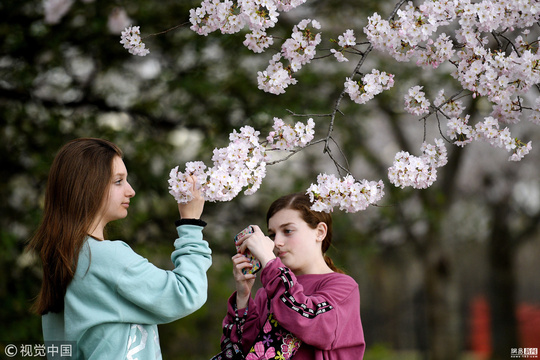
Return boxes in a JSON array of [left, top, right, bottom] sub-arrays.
[[316, 222, 328, 242]]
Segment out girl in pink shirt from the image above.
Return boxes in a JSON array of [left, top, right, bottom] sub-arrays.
[[221, 193, 365, 359]]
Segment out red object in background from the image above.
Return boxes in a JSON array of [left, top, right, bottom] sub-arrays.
[[469, 296, 540, 359], [518, 303, 540, 349], [470, 297, 491, 359]]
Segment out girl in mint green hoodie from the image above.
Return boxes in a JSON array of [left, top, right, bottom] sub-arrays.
[[28, 138, 212, 360]]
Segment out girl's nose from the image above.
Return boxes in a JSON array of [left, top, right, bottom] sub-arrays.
[[127, 183, 136, 197], [273, 234, 284, 247]]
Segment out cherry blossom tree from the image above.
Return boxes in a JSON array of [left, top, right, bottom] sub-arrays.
[[120, 0, 540, 215]]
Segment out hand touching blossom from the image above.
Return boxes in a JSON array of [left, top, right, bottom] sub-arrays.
[[168, 118, 386, 213], [168, 117, 315, 204]]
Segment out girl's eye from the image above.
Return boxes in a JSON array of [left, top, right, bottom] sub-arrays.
[[268, 233, 275, 240], [284, 229, 293, 235], [115, 179, 123, 185]]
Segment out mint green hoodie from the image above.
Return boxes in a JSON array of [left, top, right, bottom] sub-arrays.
[[42, 223, 212, 360]]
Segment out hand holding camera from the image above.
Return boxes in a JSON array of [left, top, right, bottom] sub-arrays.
[[234, 226, 262, 274]]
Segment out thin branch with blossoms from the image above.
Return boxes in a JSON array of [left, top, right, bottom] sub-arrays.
[[285, 108, 351, 174], [266, 138, 326, 166], [328, 136, 353, 176], [283, 113, 353, 177], [120, 22, 190, 56], [307, 1, 409, 193], [285, 109, 338, 118], [417, 89, 467, 142]]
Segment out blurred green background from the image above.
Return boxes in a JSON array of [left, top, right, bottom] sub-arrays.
[[1, 0, 539, 359]]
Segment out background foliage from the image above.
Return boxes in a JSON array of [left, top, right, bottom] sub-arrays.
[[1, 0, 540, 359]]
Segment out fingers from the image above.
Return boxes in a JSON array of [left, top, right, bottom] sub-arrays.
[[187, 175, 202, 199], [236, 227, 276, 265], [235, 225, 262, 252], [232, 254, 256, 279], [178, 175, 205, 219], [232, 253, 247, 263], [232, 252, 256, 304], [232, 253, 251, 268]]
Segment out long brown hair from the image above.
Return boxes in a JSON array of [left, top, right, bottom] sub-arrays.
[[266, 192, 345, 274], [27, 138, 123, 314]]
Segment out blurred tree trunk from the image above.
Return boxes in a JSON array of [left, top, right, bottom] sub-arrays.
[[420, 228, 461, 360], [374, 102, 465, 360], [488, 198, 518, 360], [485, 175, 540, 360]]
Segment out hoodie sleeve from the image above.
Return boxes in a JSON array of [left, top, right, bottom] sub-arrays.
[[220, 293, 261, 353], [112, 223, 212, 324]]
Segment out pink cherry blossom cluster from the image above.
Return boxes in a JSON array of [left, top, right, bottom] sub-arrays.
[[416, 33, 454, 68], [364, 3, 456, 64], [189, 0, 271, 36], [529, 98, 540, 125], [446, 115, 474, 147], [404, 86, 430, 116], [256, 53, 297, 95], [452, 42, 540, 127], [244, 29, 274, 53], [306, 174, 385, 213], [364, 0, 540, 135], [388, 139, 448, 189], [364, 0, 540, 168], [169, 116, 386, 212], [169, 117, 314, 203], [509, 142, 533, 161], [281, 19, 321, 72], [330, 29, 357, 62], [189, 0, 307, 36], [169, 125, 267, 203], [189, 0, 321, 94], [188, 0, 315, 94], [344, 69, 395, 105], [474, 117, 532, 161], [433, 89, 465, 118], [266, 117, 315, 149], [446, 115, 532, 161], [257, 19, 322, 94], [120, 26, 150, 56]]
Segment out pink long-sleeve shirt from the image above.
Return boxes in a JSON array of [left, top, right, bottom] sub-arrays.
[[222, 258, 365, 359]]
